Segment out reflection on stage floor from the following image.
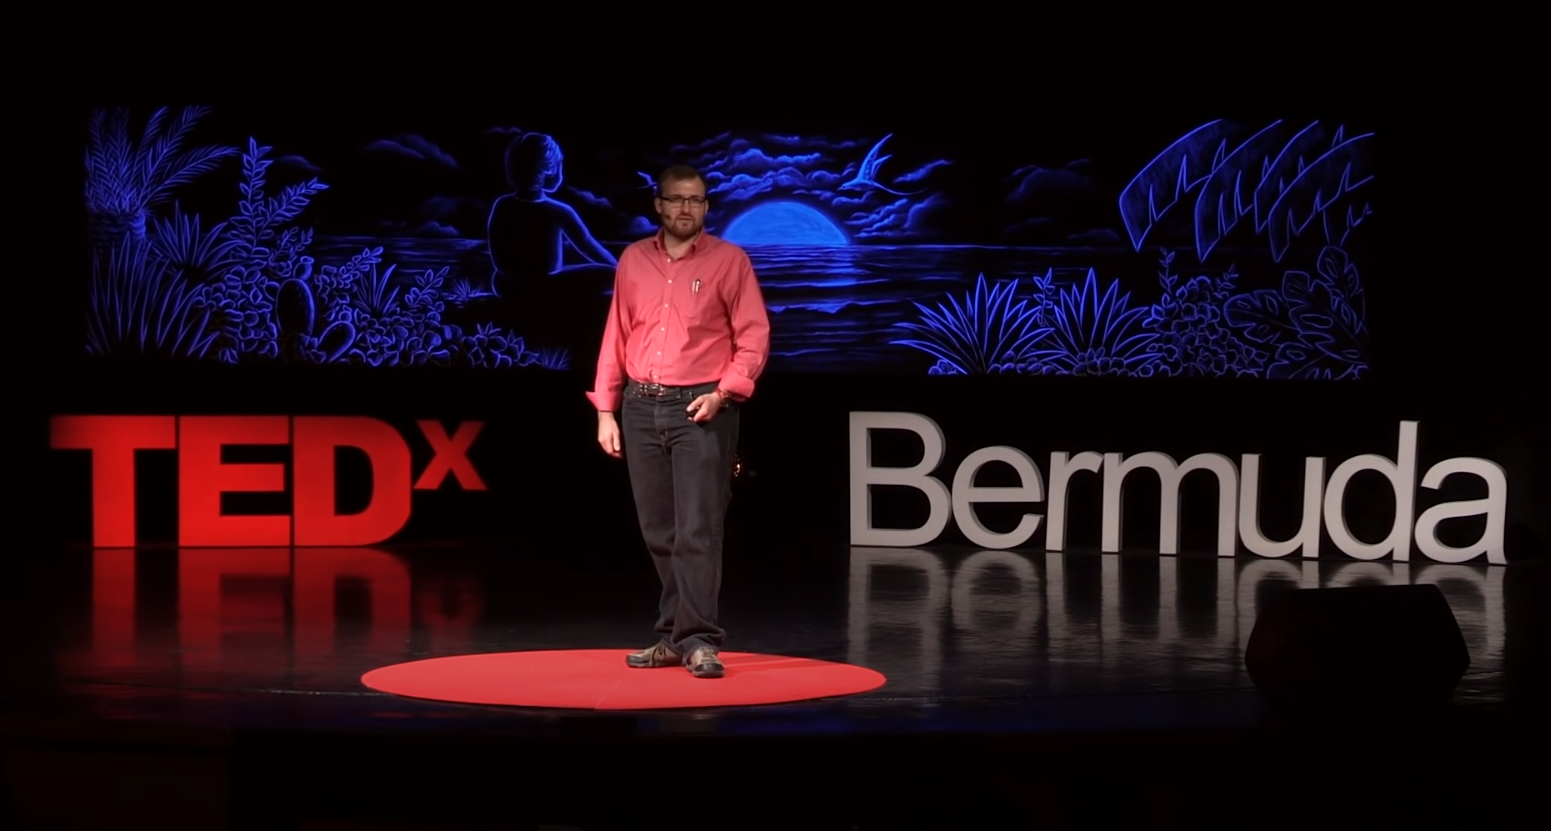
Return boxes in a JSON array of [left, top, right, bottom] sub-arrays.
[[22, 543, 1537, 735]]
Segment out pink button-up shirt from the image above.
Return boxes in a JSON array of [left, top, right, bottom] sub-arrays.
[[588, 230, 771, 413]]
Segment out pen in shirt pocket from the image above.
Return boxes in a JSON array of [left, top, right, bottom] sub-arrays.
[[692, 279, 700, 294]]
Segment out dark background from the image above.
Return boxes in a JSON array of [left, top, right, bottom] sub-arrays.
[[14, 6, 1542, 564]]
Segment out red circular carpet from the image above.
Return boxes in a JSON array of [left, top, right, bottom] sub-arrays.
[[360, 649, 888, 710]]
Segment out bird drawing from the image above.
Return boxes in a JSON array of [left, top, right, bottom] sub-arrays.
[[839, 134, 923, 196]]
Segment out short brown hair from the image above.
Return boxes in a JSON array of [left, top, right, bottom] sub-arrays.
[[657, 164, 707, 194]]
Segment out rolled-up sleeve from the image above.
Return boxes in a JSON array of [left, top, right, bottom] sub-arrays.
[[717, 252, 770, 401]]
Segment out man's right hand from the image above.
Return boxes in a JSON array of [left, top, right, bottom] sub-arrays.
[[597, 412, 622, 458]]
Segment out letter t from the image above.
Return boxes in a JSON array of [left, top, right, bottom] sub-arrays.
[[50, 416, 177, 548]]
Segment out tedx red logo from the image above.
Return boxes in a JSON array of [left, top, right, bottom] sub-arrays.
[[50, 415, 486, 547]]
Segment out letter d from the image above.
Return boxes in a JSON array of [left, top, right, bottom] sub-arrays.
[[293, 417, 413, 546], [1323, 420, 1418, 561], [849, 412, 951, 546]]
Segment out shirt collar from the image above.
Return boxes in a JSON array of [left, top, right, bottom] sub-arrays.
[[653, 227, 710, 255]]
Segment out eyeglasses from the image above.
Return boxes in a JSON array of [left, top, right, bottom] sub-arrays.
[[658, 195, 707, 207]]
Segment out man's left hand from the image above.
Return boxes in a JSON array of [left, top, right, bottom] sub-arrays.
[[687, 392, 725, 423]]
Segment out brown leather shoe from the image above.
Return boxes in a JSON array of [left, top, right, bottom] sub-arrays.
[[686, 647, 724, 678], [625, 642, 679, 668]]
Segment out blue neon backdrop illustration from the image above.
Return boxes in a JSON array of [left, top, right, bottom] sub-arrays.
[[80, 108, 1376, 378]]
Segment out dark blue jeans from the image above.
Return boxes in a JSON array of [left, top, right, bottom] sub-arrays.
[[620, 379, 740, 658]]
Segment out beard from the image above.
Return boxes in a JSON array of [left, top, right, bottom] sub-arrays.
[[664, 215, 701, 240]]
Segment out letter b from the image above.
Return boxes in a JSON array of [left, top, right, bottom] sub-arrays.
[[849, 412, 951, 546]]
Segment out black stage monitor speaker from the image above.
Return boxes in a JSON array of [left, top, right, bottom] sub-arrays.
[[1244, 583, 1471, 713]]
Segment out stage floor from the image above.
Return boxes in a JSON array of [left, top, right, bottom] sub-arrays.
[[3, 541, 1548, 829], [10, 542, 1546, 729]]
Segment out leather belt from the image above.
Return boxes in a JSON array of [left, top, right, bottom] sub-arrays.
[[628, 381, 711, 399]]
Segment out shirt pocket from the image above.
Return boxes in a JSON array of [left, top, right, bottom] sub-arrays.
[[682, 275, 716, 328]]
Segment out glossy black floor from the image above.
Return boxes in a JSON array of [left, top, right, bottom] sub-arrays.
[[3, 541, 1548, 830]]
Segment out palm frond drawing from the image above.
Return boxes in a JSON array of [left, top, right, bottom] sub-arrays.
[[84, 106, 237, 249], [892, 273, 1053, 374], [1040, 269, 1158, 375], [85, 238, 217, 360]]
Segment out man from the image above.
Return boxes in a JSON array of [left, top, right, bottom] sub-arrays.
[[588, 164, 771, 679]]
